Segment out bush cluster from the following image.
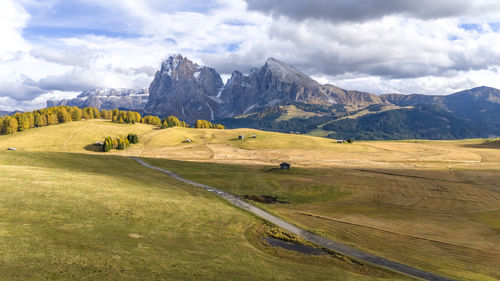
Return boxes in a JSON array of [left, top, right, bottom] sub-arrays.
[[127, 134, 139, 144], [103, 134, 139, 152]]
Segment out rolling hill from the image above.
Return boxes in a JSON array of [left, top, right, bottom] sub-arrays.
[[1, 119, 500, 280]]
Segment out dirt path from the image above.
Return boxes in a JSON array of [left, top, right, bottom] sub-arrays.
[[131, 157, 455, 281]]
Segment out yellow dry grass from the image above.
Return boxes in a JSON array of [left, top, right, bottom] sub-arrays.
[[1, 119, 498, 170], [1, 119, 500, 280]]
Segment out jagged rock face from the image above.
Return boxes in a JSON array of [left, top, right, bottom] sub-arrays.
[[47, 88, 149, 110], [145, 55, 500, 133], [146, 54, 224, 122], [218, 58, 381, 116], [220, 58, 324, 115], [146, 55, 383, 121]]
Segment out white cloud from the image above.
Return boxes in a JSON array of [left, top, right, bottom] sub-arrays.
[[0, 90, 79, 112], [245, 0, 500, 22], [1, 0, 500, 111]]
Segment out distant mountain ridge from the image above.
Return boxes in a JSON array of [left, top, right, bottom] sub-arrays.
[[0, 110, 11, 117], [47, 88, 149, 110]]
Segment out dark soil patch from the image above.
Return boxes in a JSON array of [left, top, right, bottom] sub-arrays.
[[243, 195, 289, 204], [264, 237, 327, 256]]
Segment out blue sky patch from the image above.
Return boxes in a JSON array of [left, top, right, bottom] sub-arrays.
[[226, 43, 240, 52], [459, 23, 483, 32], [22, 26, 142, 40]]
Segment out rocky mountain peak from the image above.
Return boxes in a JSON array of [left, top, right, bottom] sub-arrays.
[[263, 57, 319, 87], [47, 88, 149, 110], [147, 55, 224, 121], [160, 54, 200, 80], [147, 54, 381, 121]]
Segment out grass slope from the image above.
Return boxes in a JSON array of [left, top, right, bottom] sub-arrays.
[[2, 120, 500, 280], [0, 151, 403, 280], [141, 158, 500, 281]]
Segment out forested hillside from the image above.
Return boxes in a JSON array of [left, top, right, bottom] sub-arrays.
[[323, 105, 488, 140]]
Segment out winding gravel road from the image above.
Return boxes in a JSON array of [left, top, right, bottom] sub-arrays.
[[131, 157, 455, 281]]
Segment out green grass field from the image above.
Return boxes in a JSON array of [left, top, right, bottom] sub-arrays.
[[1, 119, 500, 280]]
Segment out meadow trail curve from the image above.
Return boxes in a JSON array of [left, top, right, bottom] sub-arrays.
[[130, 157, 456, 281]]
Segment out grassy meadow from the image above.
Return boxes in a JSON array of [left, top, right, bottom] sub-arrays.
[[1, 119, 500, 280], [0, 150, 403, 280], [142, 158, 500, 281]]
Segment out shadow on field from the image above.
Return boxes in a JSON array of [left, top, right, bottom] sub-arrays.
[[264, 237, 326, 255], [244, 194, 289, 204], [461, 139, 500, 149], [84, 144, 103, 152]]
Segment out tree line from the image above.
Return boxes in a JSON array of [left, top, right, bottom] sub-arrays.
[[1, 106, 226, 135], [0, 106, 103, 135], [194, 119, 225, 129]]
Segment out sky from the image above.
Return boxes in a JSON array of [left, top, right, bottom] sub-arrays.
[[1, 0, 500, 111]]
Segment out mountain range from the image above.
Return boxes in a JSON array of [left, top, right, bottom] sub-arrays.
[[47, 54, 500, 140], [47, 88, 149, 110]]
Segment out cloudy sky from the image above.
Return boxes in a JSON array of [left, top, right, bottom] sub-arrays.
[[2, 0, 500, 111]]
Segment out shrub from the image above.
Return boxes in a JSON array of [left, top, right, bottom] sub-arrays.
[[127, 133, 139, 144], [103, 137, 112, 152], [346, 138, 354, 143], [117, 139, 125, 150]]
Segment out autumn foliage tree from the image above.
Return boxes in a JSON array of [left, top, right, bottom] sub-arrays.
[[15, 113, 30, 132], [103, 135, 134, 152], [194, 119, 225, 129], [0, 116, 18, 134]]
